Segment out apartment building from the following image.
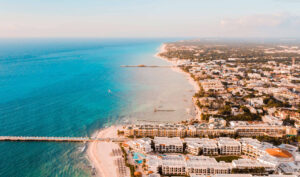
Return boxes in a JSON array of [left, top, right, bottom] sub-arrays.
[[185, 138, 218, 156], [230, 121, 293, 137], [218, 137, 241, 155], [153, 137, 183, 153], [127, 138, 152, 153], [124, 122, 296, 139], [239, 138, 274, 159], [200, 79, 225, 93], [158, 155, 232, 176], [187, 156, 232, 175], [232, 159, 275, 172], [161, 155, 186, 175], [124, 124, 186, 137]]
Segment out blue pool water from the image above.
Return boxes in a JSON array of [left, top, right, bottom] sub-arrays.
[[133, 152, 146, 159], [133, 152, 146, 164], [0, 38, 195, 177]]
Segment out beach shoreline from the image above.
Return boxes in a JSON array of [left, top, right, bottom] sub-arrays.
[[155, 44, 201, 120], [87, 42, 201, 177], [87, 125, 127, 177], [155, 44, 200, 92]]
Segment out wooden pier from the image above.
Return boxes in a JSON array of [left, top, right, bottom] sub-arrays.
[[0, 136, 127, 143], [120, 65, 173, 68]]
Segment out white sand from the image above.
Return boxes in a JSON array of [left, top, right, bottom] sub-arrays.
[[155, 44, 200, 92], [87, 43, 202, 176], [87, 125, 127, 177], [155, 44, 201, 119]]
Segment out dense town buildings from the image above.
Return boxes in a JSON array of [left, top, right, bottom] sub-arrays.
[[123, 41, 300, 177]]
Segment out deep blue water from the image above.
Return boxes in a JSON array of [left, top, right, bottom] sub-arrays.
[[0, 39, 194, 177]]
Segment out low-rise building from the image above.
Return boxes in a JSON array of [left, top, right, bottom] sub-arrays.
[[200, 79, 225, 93], [278, 162, 300, 176], [153, 137, 183, 153], [258, 148, 294, 168], [127, 138, 152, 153], [218, 137, 241, 155], [230, 121, 294, 137], [232, 158, 275, 172], [146, 155, 162, 174], [239, 138, 274, 159], [185, 138, 218, 156], [262, 115, 283, 126], [161, 155, 186, 175], [187, 156, 232, 175]]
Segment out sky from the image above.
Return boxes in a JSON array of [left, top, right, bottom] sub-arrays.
[[0, 0, 300, 38]]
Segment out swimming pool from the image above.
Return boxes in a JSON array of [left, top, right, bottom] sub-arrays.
[[133, 152, 146, 164]]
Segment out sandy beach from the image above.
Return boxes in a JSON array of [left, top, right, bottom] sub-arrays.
[[155, 44, 201, 119], [87, 43, 201, 177], [87, 125, 127, 177], [155, 44, 200, 93]]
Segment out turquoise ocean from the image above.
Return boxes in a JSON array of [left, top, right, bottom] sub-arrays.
[[0, 39, 195, 177]]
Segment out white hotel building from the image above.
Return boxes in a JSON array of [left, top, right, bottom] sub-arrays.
[[153, 137, 183, 153], [186, 156, 232, 175], [185, 138, 218, 156], [127, 138, 152, 153], [217, 137, 241, 155], [239, 138, 274, 159]]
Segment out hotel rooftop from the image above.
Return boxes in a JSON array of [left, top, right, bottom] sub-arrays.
[[153, 137, 183, 146]]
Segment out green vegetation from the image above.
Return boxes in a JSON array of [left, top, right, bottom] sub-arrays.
[[117, 130, 124, 135], [200, 114, 211, 121], [214, 156, 241, 162], [256, 135, 299, 146], [218, 105, 231, 115], [120, 144, 136, 177], [232, 167, 266, 174], [283, 118, 296, 127], [217, 105, 262, 122], [263, 96, 290, 108], [160, 42, 300, 64]]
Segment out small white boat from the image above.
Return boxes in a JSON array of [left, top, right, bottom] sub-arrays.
[[81, 144, 87, 152]]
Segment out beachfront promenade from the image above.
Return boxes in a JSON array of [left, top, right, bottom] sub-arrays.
[[0, 136, 127, 142]]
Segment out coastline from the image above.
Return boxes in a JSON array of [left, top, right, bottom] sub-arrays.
[[155, 44, 200, 92], [87, 125, 127, 177], [155, 44, 201, 120], [87, 42, 201, 177]]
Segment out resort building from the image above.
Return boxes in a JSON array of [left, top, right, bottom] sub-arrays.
[[161, 155, 186, 175], [186, 156, 232, 175], [258, 148, 294, 168], [217, 137, 241, 155], [146, 155, 162, 174], [153, 137, 183, 153], [230, 121, 296, 137], [185, 138, 218, 156], [124, 124, 186, 137], [127, 138, 152, 153], [239, 138, 274, 159], [232, 158, 275, 172], [278, 162, 300, 176], [124, 122, 296, 139]]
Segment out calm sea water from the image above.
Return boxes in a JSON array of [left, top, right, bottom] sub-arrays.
[[0, 39, 195, 177]]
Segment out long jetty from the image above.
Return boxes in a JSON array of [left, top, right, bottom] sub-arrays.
[[120, 65, 173, 68], [0, 136, 127, 143]]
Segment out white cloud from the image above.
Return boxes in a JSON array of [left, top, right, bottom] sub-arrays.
[[219, 13, 300, 37]]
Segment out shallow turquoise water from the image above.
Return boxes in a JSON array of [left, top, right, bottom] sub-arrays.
[[0, 39, 195, 177]]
